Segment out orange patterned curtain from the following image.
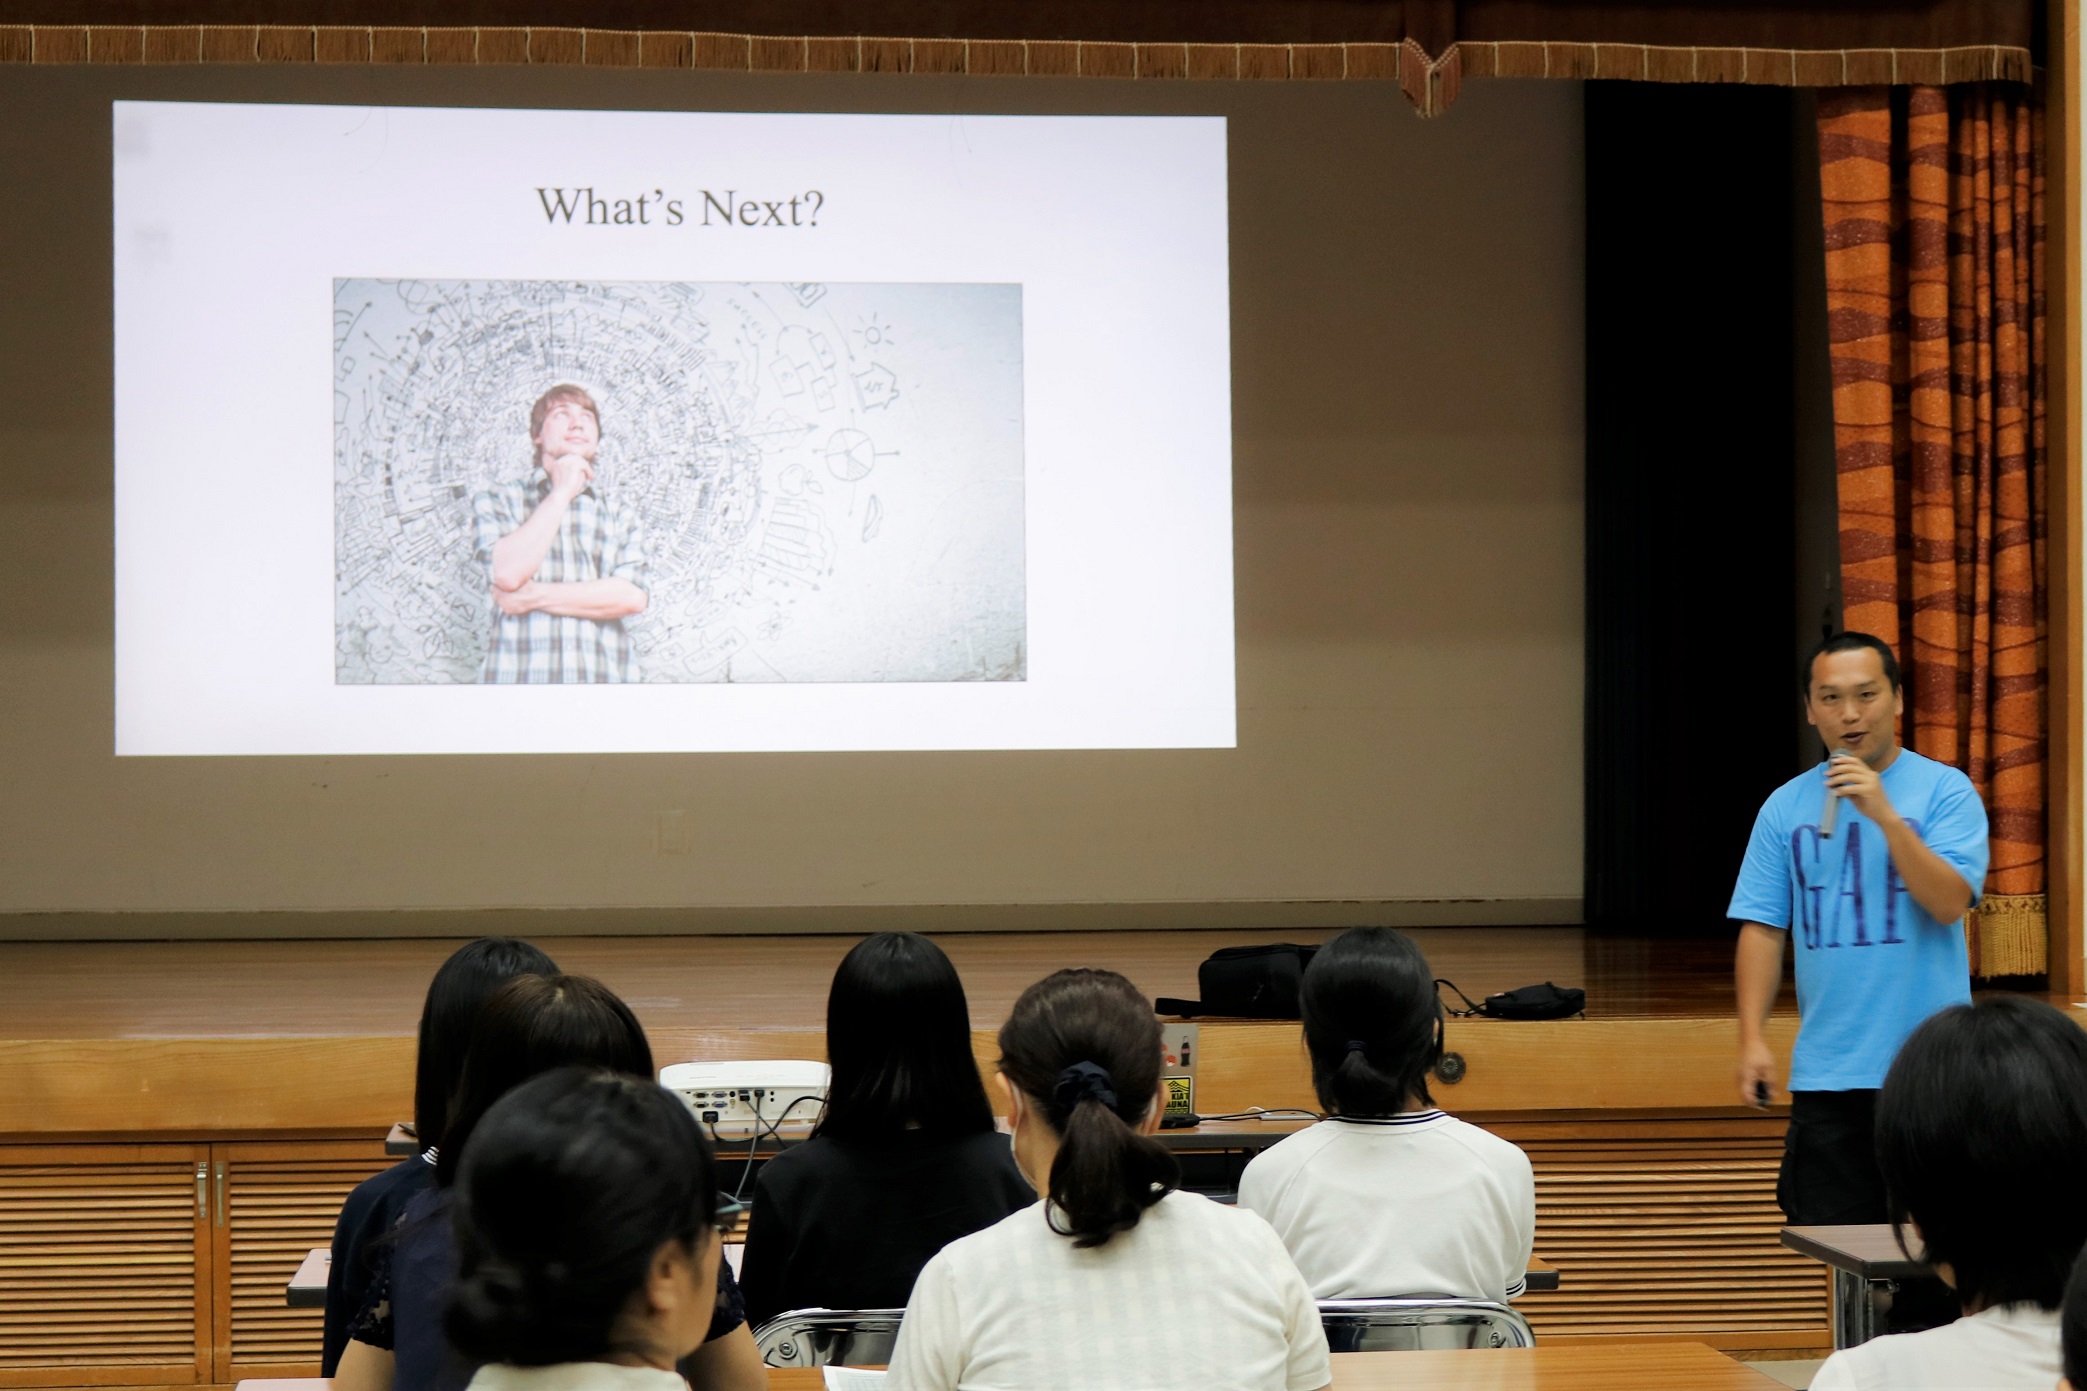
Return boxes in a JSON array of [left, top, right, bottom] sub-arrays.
[[1818, 84, 2048, 978]]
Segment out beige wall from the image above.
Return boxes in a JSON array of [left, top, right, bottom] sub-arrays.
[[0, 67, 1583, 934]]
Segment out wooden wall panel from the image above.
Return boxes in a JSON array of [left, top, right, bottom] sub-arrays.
[[1505, 1132, 1829, 1353], [0, 1147, 210, 1388], [2, 1016, 1808, 1135], [211, 1143, 392, 1379]]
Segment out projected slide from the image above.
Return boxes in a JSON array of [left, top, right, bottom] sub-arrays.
[[114, 103, 1231, 754]]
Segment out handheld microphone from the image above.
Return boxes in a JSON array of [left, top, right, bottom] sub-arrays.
[[1819, 752, 1842, 838]]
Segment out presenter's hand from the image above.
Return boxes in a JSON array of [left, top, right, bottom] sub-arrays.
[[543, 450, 594, 501], [495, 581, 542, 616], [1824, 751, 1894, 825], [1736, 1039, 1778, 1108]]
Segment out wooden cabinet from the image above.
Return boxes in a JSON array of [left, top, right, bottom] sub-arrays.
[[210, 1142, 395, 1380], [1497, 1121, 1831, 1356], [0, 1141, 390, 1389], [0, 1145, 211, 1388]]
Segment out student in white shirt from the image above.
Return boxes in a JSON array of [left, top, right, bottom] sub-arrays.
[[1237, 928, 1534, 1303], [444, 1067, 737, 1391], [1808, 996, 2087, 1391], [885, 967, 1332, 1391]]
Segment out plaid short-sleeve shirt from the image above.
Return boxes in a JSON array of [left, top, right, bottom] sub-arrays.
[[472, 475, 649, 684]]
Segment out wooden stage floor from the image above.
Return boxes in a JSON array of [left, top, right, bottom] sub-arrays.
[[0, 926, 1774, 1041]]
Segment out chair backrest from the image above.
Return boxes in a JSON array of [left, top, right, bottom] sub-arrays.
[[753, 1308, 908, 1367], [1316, 1297, 1535, 1353], [754, 1296, 1533, 1364]]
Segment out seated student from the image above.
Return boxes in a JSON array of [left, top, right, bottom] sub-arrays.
[[323, 938, 557, 1374], [739, 931, 1033, 1327], [885, 968, 1331, 1391], [337, 974, 764, 1391], [1808, 995, 2087, 1391], [1236, 927, 1534, 1302], [446, 1067, 730, 1391]]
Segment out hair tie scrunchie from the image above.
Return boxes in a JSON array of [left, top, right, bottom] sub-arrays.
[[1053, 1060, 1119, 1113], [1345, 1039, 1369, 1056]]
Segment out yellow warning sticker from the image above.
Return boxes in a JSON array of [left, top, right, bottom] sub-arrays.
[[1164, 1075, 1194, 1117]]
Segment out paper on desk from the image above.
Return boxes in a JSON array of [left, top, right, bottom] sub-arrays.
[[822, 1369, 887, 1389]]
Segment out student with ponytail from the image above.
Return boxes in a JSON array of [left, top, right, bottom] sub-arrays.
[[885, 968, 1330, 1391], [1237, 928, 1534, 1303], [445, 1067, 730, 1391]]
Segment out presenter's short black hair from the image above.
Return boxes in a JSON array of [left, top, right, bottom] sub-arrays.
[[1800, 631, 1901, 695], [816, 931, 996, 1141], [436, 973, 654, 1186], [1300, 928, 1443, 1116], [2064, 1244, 2087, 1387], [447, 1067, 717, 1367], [1876, 996, 2087, 1312], [414, 937, 559, 1151]]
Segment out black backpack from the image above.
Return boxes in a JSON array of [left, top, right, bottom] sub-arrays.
[[1154, 943, 1319, 1019]]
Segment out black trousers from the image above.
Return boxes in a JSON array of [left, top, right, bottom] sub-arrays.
[[1779, 1089, 1957, 1331], [1778, 1090, 1886, 1224]]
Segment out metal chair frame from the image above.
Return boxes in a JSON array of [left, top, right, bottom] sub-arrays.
[[1316, 1296, 1535, 1352], [753, 1294, 1534, 1366], [753, 1308, 909, 1367]]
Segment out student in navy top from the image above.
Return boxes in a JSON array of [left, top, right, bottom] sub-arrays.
[[337, 974, 764, 1391], [445, 1068, 732, 1391], [322, 937, 557, 1374], [737, 932, 1031, 1328], [1730, 631, 1989, 1226]]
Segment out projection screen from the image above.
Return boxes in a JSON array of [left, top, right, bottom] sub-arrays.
[[113, 102, 1232, 755]]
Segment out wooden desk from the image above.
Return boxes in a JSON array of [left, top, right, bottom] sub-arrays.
[[1780, 1224, 1929, 1350], [765, 1341, 1788, 1389], [1156, 1116, 1315, 1151], [286, 1247, 329, 1308]]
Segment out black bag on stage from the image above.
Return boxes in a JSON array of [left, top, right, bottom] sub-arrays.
[[1438, 978, 1585, 1021], [1154, 943, 1319, 1019]]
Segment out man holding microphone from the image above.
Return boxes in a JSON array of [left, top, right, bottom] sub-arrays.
[[1730, 632, 1988, 1225]]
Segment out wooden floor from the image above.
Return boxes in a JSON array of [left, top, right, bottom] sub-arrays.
[[0, 927, 1781, 1040]]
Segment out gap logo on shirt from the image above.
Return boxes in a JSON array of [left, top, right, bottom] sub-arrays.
[[1787, 817, 1930, 950]]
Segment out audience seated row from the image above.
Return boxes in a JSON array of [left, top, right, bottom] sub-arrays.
[[322, 927, 2087, 1391], [332, 973, 765, 1391]]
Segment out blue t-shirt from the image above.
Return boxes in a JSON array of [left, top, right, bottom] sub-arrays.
[[1727, 747, 1989, 1092]]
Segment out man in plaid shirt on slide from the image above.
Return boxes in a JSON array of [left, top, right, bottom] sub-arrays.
[[473, 384, 650, 683]]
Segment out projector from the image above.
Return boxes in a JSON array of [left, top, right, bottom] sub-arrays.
[[660, 1060, 831, 1137]]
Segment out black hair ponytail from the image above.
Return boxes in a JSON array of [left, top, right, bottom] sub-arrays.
[[1300, 927, 1443, 1117], [998, 969, 1179, 1249], [445, 1067, 717, 1366]]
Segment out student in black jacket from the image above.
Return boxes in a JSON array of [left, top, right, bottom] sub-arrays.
[[321, 937, 557, 1374], [738, 931, 1033, 1328]]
